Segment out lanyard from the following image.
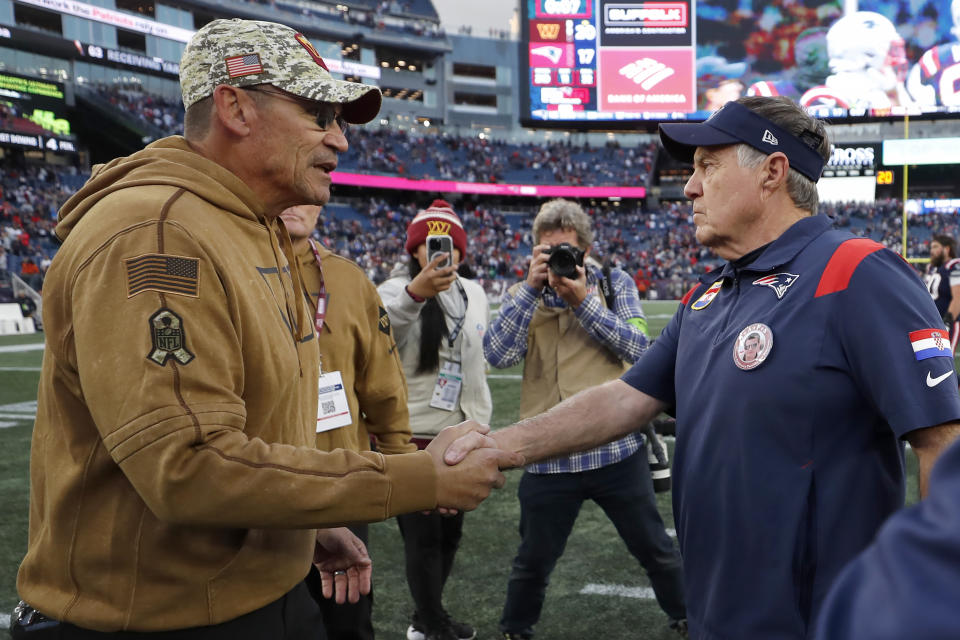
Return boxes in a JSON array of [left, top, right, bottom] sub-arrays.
[[307, 239, 328, 335], [438, 279, 469, 348]]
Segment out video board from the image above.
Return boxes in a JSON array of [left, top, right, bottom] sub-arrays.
[[521, 0, 960, 126], [0, 71, 73, 139]]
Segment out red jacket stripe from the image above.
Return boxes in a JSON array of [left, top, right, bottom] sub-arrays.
[[814, 238, 885, 298], [681, 283, 702, 306]]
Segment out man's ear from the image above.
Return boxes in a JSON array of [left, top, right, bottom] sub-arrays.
[[211, 85, 255, 137], [760, 152, 790, 192]]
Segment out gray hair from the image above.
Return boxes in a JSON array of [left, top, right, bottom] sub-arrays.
[[183, 96, 214, 140], [734, 96, 830, 215], [532, 199, 594, 248]]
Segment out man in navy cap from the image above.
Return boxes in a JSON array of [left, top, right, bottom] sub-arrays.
[[446, 96, 960, 639]]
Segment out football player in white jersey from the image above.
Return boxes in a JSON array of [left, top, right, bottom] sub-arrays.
[[800, 11, 913, 110], [906, 0, 960, 107]]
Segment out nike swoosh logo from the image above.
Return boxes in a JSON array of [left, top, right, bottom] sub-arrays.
[[927, 370, 954, 387]]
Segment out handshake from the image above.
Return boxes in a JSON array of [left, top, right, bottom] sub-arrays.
[[423, 421, 525, 513]]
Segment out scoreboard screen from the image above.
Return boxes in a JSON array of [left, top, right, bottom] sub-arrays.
[[521, 0, 960, 127], [524, 0, 694, 124], [0, 71, 72, 137]]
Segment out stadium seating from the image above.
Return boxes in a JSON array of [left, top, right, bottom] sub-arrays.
[[1, 149, 954, 300]]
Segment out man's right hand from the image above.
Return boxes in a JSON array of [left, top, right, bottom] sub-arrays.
[[525, 244, 551, 290], [425, 422, 524, 511], [407, 253, 457, 299]]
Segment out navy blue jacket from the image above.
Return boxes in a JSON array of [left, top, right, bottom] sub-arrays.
[[815, 434, 960, 639], [622, 215, 960, 639]]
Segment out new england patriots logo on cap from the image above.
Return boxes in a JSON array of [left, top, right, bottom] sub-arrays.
[[753, 273, 799, 299]]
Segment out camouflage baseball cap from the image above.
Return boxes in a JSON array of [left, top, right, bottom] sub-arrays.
[[180, 18, 381, 124]]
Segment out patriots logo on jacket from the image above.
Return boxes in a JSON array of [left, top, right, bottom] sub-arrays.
[[753, 273, 799, 299]]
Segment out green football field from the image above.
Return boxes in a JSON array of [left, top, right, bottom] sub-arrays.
[[0, 299, 920, 638]]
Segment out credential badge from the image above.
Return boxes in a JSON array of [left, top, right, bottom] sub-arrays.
[[147, 309, 195, 366], [733, 322, 773, 371], [753, 273, 799, 299], [691, 279, 723, 311]]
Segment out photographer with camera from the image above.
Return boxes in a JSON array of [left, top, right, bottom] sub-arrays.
[[484, 199, 686, 639]]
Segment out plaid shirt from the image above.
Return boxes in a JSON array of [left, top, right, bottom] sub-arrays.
[[484, 264, 649, 474]]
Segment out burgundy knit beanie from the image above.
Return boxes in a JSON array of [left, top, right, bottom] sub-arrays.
[[404, 199, 467, 258]]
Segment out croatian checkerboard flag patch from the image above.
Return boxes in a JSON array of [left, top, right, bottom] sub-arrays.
[[909, 328, 952, 360]]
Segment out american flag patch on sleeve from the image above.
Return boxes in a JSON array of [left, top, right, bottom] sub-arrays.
[[125, 254, 200, 298], [225, 53, 263, 78]]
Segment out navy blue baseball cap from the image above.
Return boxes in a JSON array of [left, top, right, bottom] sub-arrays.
[[659, 101, 826, 182]]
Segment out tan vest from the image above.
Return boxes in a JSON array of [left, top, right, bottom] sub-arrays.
[[514, 282, 630, 419]]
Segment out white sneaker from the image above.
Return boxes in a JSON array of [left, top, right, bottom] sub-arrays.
[[407, 624, 427, 640]]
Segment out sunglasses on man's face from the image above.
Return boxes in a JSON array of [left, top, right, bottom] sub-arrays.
[[244, 87, 350, 136]]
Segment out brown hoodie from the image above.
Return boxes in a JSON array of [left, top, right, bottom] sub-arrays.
[[17, 137, 436, 632], [297, 241, 416, 456]]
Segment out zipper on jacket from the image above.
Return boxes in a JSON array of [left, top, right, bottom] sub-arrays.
[[715, 272, 741, 343]]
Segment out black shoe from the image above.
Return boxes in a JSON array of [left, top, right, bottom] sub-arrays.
[[444, 617, 476, 640], [409, 612, 476, 640], [424, 625, 459, 640], [669, 618, 689, 637]]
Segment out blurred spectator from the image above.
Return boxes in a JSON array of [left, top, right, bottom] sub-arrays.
[[20, 257, 41, 289], [16, 291, 36, 320]]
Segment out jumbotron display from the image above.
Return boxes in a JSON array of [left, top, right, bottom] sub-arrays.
[[521, 0, 960, 125]]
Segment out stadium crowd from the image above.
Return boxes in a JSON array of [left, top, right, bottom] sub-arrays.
[[340, 128, 657, 186], [317, 196, 950, 300], [85, 83, 185, 136], [75, 88, 659, 187], [0, 163, 78, 300], [1, 162, 956, 301]]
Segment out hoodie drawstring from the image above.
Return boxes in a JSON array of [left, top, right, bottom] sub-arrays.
[[270, 218, 308, 376]]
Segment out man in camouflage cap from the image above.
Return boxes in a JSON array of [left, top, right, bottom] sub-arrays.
[[12, 17, 520, 640]]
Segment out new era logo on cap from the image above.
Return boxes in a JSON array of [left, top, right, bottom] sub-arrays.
[[762, 130, 779, 145]]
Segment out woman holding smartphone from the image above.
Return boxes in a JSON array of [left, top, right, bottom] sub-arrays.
[[378, 200, 492, 640]]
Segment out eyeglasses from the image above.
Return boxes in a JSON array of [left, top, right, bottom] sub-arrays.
[[243, 86, 350, 137]]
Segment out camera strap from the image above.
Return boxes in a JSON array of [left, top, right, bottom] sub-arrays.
[[600, 263, 615, 309]]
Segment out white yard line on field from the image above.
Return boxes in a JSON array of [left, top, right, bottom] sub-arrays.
[[0, 343, 44, 353], [580, 583, 656, 599], [0, 401, 37, 428]]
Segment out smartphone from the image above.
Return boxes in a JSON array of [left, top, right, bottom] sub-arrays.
[[426, 234, 453, 269]]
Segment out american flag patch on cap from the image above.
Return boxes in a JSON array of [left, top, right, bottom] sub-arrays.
[[125, 254, 200, 298], [225, 53, 263, 78]]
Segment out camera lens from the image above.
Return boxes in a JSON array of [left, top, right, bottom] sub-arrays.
[[548, 252, 577, 279], [547, 244, 582, 280]]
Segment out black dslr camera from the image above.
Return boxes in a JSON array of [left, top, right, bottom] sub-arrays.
[[545, 242, 585, 280]]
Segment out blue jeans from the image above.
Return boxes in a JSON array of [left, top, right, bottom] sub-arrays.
[[500, 450, 685, 636]]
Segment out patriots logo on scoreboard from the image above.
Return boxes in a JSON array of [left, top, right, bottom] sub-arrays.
[[753, 273, 799, 299]]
